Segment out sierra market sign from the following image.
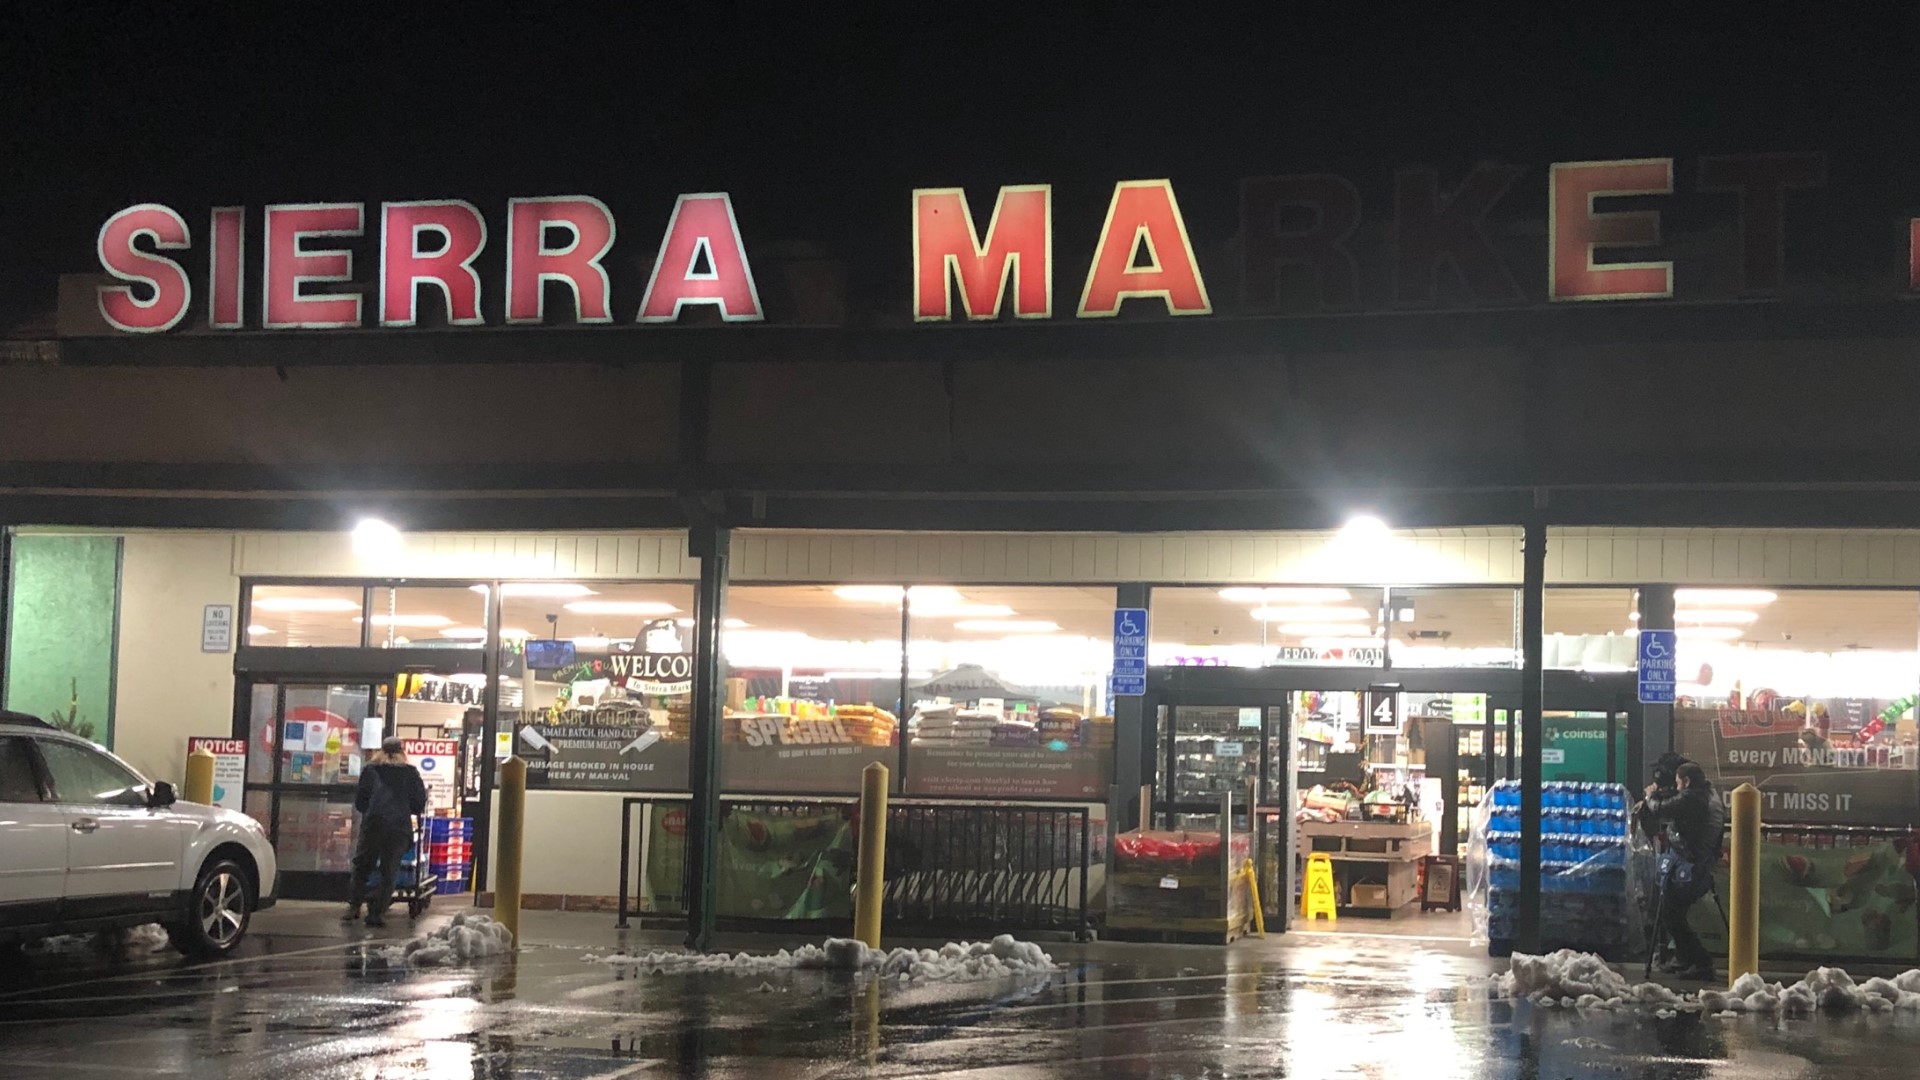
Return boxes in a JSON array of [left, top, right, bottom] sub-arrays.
[[95, 154, 1893, 333]]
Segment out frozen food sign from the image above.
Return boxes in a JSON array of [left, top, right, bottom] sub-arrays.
[[94, 154, 1886, 334]]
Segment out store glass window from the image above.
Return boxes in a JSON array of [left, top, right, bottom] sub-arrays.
[[367, 584, 492, 649], [498, 582, 698, 792], [1150, 587, 1386, 667], [1545, 588, 1639, 670], [1671, 588, 1920, 826], [722, 585, 904, 794], [904, 586, 1116, 798], [1386, 587, 1517, 668], [246, 585, 365, 647]]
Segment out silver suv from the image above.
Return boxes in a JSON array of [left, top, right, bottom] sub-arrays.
[[0, 712, 278, 957]]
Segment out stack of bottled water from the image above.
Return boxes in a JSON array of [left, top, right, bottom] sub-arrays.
[[1482, 779, 1634, 955]]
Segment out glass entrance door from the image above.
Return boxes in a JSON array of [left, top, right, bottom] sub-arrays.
[[244, 681, 390, 900]]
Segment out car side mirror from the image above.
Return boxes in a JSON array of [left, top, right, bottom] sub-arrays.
[[149, 781, 177, 808]]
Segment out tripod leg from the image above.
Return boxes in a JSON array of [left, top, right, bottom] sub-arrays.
[[1645, 878, 1667, 980]]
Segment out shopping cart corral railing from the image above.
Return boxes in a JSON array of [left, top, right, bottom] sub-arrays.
[[616, 796, 1099, 938]]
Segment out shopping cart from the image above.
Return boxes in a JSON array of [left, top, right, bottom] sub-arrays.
[[368, 818, 441, 920]]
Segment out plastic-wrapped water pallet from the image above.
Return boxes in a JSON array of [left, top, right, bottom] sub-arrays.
[[1474, 779, 1647, 958]]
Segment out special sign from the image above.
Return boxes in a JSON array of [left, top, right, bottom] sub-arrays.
[[93, 153, 1909, 333]]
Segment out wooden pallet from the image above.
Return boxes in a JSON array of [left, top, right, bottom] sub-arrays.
[[1106, 914, 1253, 946]]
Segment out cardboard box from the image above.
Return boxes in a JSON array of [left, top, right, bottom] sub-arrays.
[[1351, 883, 1390, 908]]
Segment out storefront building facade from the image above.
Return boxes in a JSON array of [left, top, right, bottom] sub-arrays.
[[6, 153, 1920, 952]]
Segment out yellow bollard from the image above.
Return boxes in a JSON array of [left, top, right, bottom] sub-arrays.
[[1241, 857, 1266, 938], [495, 757, 527, 949], [1728, 782, 1761, 985], [183, 748, 216, 805], [854, 762, 889, 949]]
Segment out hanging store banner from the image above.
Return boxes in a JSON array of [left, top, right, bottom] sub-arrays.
[[516, 702, 690, 792], [1674, 706, 1920, 826]]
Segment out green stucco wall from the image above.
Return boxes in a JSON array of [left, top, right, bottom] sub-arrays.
[[4, 534, 121, 746]]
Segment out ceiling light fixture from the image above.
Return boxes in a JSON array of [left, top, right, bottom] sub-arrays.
[[1339, 515, 1390, 541], [1250, 605, 1372, 622], [1275, 623, 1383, 638], [1673, 589, 1778, 606], [440, 627, 487, 640], [1674, 609, 1761, 624], [953, 619, 1060, 634], [470, 583, 598, 599], [1674, 626, 1744, 641], [1218, 587, 1353, 603], [564, 600, 679, 616], [354, 614, 454, 628], [250, 596, 362, 613]]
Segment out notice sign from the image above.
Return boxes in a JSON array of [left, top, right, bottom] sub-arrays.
[[186, 737, 246, 811], [1110, 608, 1148, 697], [201, 604, 234, 654], [1638, 630, 1676, 704], [403, 739, 460, 813]]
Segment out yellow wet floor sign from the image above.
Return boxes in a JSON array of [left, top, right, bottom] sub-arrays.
[[1301, 852, 1337, 922]]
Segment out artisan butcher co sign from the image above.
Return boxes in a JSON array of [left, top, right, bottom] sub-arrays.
[[94, 153, 1889, 333]]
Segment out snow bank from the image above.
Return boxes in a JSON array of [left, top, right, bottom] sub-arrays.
[[585, 934, 1057, 983], [1501, 949, 1920, 1017], [380, 913, 514, 966], [23, 923, 170, 957]]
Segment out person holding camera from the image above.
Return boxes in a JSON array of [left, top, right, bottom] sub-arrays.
[[1640, 759, 1724, 980]]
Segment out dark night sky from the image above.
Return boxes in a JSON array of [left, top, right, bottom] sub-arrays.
[[4, 2, 1915, 324]]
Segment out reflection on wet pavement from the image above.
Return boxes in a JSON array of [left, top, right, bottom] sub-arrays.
[[2, 909, 1918, 1078]]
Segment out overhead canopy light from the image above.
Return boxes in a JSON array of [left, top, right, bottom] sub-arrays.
[[1674, 589, 1777, 606], [1250, 605, 1372, 622], [1218, 587, 1353, 603], [351, 518, 403, 558], [564, 600, 679, 616], [252, 596, 361, 613]]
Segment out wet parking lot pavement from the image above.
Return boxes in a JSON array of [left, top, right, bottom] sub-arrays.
[[3, 903, 1919, 1078]]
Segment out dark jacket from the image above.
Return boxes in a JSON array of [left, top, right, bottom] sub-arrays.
[[355, 760, 428, 829], [1645, 783, 1724, 865]]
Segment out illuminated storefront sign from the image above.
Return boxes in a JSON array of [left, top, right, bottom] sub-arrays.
[[97, 152, 1917, 333]]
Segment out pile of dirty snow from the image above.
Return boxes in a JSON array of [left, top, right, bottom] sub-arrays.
[[380, 912, 514, 966], [585, 934, 1056, 983], [23, 922, 170, 957], [1501, 949, 1920, 1018], [1699, 968, 1920, 1015]]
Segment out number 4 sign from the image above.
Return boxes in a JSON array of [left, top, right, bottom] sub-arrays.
[[1364, 686, 1403, 735]]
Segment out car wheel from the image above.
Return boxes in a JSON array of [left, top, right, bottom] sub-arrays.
[[168, 858, 254, 958]]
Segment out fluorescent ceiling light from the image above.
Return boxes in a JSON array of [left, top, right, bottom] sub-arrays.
[[1218, 587, 1352, 603], [564, 600, 679, 616], [1276, 623, 1383, 638], [247, 625, 273, 635], [252, 596, 361, 613], [676, 617, 749, 628], [833, 585, 917, 603], [1251, 606, 1371, 622], [355, 614, 453, 628], [1674, 609, 1761, 624], [1674, 589, 1777, 606], [471, 583, 598, 599], [914, 602, 1017, 618], [953, 619, 1060, 633], [440, 627, 487, 640], [1302, 636, 1384, 651], [1675, 626, 1744, 641], [571, 635, 612, 649]]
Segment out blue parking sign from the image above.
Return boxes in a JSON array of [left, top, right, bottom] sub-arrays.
[[1637, 629, 1676, 704]]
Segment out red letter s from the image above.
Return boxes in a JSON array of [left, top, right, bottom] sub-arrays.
[[97, 204, 192, 332]]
